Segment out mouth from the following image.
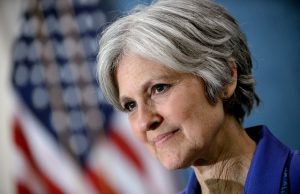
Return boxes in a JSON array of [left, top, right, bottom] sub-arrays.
[[151, 129, 180, 148]]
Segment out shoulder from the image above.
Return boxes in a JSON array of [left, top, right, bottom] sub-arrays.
[[244, 125, 292, 193], [289, 150, 300, 194]]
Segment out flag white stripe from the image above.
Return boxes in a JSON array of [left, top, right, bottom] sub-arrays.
[[13, 146, 46, 194], [16, 106, 96, 194]]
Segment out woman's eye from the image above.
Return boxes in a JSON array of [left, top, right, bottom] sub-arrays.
[[151, 84, 170, 95], [123, 101, 136, 112]]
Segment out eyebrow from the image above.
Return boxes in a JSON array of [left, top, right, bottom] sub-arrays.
[[118, 74, 172, 105], [119, 96, 133, 106]]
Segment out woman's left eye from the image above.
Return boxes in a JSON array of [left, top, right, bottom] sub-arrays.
[[151, 84, 170, 95]]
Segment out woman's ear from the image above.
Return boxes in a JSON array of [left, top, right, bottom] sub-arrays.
[[221, 60, 238, 100]]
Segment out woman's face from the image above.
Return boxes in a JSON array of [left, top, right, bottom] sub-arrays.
[[116, 54, 226, 170]]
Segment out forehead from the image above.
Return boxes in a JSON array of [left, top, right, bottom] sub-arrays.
[[116, 54, 181, 82], [119, 54, 168, 72], [115, 54, 183, 95]]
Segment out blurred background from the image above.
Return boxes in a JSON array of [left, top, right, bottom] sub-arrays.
[[0, 0, 299, 194]]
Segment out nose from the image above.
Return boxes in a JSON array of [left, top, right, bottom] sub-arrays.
[[138, 104, 163, 132]]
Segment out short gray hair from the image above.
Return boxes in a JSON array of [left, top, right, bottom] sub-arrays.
[[97, 0, 260, 122]]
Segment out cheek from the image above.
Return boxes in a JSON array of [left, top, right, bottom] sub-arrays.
[[165, 92, 202, 122], [168, 91, 225, 141]]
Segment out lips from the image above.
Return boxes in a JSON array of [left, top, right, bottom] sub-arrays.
[[150, 129, 180, 147]]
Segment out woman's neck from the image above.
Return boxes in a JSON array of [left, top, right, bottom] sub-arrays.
[[193, 116, 256, 194]]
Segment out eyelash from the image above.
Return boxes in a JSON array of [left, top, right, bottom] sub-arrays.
[[123, 101, 136, 112], [151, 83, 171, 95], [122, 83, 171, 112]]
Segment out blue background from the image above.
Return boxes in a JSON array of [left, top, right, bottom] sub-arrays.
[[116, 0, 300, 149]]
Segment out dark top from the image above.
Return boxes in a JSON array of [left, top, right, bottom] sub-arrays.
[[179, 125, 300, 194]]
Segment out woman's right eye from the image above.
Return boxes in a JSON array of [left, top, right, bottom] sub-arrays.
[[123, 101, 136, 112]]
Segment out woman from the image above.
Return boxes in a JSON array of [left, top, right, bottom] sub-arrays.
[[97, 0, 300, 193]]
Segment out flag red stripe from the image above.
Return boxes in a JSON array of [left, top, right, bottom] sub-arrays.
[[109, 128, 145, 174], [17, 182, 33, 194], [13, 118, 66, 194], [85, 167, 119, 194]]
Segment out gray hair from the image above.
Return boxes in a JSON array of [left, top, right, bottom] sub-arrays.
[[97, 0, 260, 122]]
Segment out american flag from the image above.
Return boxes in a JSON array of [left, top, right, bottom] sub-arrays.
[[11, 0, 179, 193]]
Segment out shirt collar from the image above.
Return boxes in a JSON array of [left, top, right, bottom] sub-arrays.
[[243, 125, 290, 194], [182, 170, 200, 194]]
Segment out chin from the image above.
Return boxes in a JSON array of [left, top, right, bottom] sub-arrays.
[[162, 161, 181, 170], [159, 156, 191, 170]]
